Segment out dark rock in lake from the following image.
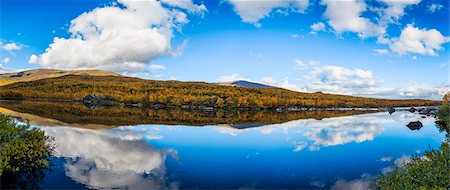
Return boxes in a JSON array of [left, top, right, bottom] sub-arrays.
[[406, 121, 423, 130], [421, 116, 426, 118], [387, 107, 395, 114], [153, 104, 166, 109], [408, 107, 417, 113], [80, 94, 116, 108]]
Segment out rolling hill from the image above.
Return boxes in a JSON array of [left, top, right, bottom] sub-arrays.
[[0, 69, 121, 86], [0, 70, 440, 109], [217, 80, 274, 88]]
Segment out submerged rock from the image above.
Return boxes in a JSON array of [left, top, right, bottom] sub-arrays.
[[387, 107, 396, 114], [406, 121, 423, 131], [408, 107, 417, 113]]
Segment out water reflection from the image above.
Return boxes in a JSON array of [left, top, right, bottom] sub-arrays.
[[0, 100, 379, 128], [0, 103, 444, 189], [41, 127, 175, 189]]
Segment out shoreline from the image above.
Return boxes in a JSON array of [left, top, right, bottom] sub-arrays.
[[0, 98, 440, 112]]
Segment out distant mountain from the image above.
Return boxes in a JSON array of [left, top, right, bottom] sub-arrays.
[[217, 80, 274, 88], [0, 69, 121, 86]]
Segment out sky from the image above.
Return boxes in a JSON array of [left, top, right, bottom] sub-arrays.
[[0, 0, 449, 100]]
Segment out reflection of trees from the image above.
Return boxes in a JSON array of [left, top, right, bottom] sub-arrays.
[[42, 127, 175, 189], [0, 101, 378, 128]]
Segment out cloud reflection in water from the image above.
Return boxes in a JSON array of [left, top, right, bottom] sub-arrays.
[[42, 127, 175, 189]]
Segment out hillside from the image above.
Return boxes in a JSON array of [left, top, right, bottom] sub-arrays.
[[218, 80, 274, 88], [0, 69, 121, 86], [0, 74, 440, 109]]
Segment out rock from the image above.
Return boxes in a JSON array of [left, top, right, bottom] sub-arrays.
[[406, 121, 423, 130], [80, 94, 115, 108], [199, 106, 214, 111], [408, 107, 417, 113], [421, 116, 426, 118], [387, 107, 396, 114], [153, 104, 166, 109], [276, 108, 283, 112], [418, 108, 429, 115]]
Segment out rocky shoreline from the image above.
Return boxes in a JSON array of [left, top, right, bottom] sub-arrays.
[[76, 94, 441, 112]]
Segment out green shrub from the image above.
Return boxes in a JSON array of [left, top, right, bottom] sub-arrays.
[[375, 139, 450, 189], [0, 114, 54, 188]]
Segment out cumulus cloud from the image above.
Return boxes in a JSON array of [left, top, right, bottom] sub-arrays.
[[1, 42, 21, 51], [427, 3, 444, 13], [378, 0, 421, 23], [218, 73, 250, 82], [31, 0, 205, 74], [305, 65, 383, 92], [227, 0, 309, 27], [321, 0, 385, 38], [28, 54, 38, 64], [310, 22, 326, 34], [389, 24, 449, 56]]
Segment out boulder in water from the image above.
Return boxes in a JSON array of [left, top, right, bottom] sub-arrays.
[[387, 107, 396, 114], [406, 121, 423, 130]]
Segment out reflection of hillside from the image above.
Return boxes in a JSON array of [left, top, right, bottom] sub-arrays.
[[0, 101, 380, 128]]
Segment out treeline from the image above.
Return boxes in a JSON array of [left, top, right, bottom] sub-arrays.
[[0, 75, 441, 109], [0, 101, 379, 127]]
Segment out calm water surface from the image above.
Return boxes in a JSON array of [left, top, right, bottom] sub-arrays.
[[2, 105, 445, 189]]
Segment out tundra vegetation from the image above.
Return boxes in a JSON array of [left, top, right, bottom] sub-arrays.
[[0, 75, 440, 109]]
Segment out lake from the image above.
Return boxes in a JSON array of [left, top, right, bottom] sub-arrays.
[[1, 101, 445, 189]]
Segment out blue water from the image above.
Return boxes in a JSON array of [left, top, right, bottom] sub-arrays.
[[35, 111, 444, 189]]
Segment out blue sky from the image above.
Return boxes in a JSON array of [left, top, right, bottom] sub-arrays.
[[0, 0, 448, 100]]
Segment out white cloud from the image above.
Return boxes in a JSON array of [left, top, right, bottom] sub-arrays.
[[321, 0, 385, 38], [310, 22, 325, 34], [294, 59, 308, 70], [378, 0, 421, 23], [291, 34, 302, 39], [32, 0, 205, 74], [218, 73, 250, 82], [0, 57, 10, 64], [394, 154, 412, 167], [331, 174, 375, 190], [373, 49, 389, 55], [305, 65, 383, 92], [149, 64, 167, 71], [380, 156, 393, 162], [227, 0, 309, 27], [28, 54, 39, 64], [293, 142, 308, 152], [389, 24, 449, 56], [159, 0, 207, 14], [1, 42, 21, 51], [427, 3, 444, 13], [261, 76, 277, 86]]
